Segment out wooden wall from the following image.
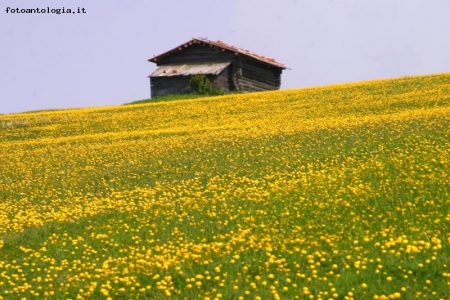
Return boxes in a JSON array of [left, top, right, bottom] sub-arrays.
[[151, 45, 283, 97], [157, 44, 235, 66], [150, 76, 192, 97], [238, 58, 282, 92], [212, 68, 231, 92], [151, 67, 232, 97]]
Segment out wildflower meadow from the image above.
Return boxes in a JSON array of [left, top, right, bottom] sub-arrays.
[[1, 73, 449, 299]]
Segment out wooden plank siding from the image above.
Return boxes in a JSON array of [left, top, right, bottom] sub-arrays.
[[157, 44, 234, 66], [149, 38, 285, 97], [231, 60, 243, 91], [150, 76, 192, 97], [151, 68, 231, 97], [239, 58, 281, 91], [212, 68, 231, 92]]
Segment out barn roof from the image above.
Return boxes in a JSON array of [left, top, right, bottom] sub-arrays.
[[149, 62, 231, 78], [148, 37, 286, 69]]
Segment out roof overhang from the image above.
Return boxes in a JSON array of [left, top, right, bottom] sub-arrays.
[[148, 37, 286, 70], [149, 62, 231, 78]]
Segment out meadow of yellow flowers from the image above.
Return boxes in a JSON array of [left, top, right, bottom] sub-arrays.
[[0, 73, 449, 299]]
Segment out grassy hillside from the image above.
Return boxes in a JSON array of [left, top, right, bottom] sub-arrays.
[[1, 73, 450, 299]]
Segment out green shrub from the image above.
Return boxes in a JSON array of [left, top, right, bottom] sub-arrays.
[[188, 74, 224, 96]]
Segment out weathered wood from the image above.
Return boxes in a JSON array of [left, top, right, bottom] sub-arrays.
[[239, 77, 279, 91], [151, 76, 192, 97], [149, 39, 285, 97], [213, 69, 230, 92], [158, 44, 235, 66]]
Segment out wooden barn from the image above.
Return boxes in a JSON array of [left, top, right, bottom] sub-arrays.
[[148, 37, 286, 97]]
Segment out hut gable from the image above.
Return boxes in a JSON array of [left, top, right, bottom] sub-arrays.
[[148, 38, 286, 97]]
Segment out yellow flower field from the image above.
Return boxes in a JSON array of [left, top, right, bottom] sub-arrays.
[[1, 73, 450, 299]]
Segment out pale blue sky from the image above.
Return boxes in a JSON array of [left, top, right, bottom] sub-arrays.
[[1, 0, 450, 114]]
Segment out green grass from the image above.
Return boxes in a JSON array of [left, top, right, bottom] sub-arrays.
[[0, 73, 450, 299], [126, 94, 216, 105], [126, 91, 244, 105]]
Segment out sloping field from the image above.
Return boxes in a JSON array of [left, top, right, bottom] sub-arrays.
[[1, 73, 450, 299]]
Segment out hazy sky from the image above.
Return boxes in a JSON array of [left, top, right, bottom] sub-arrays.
[[1, 0, 450, 114]]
